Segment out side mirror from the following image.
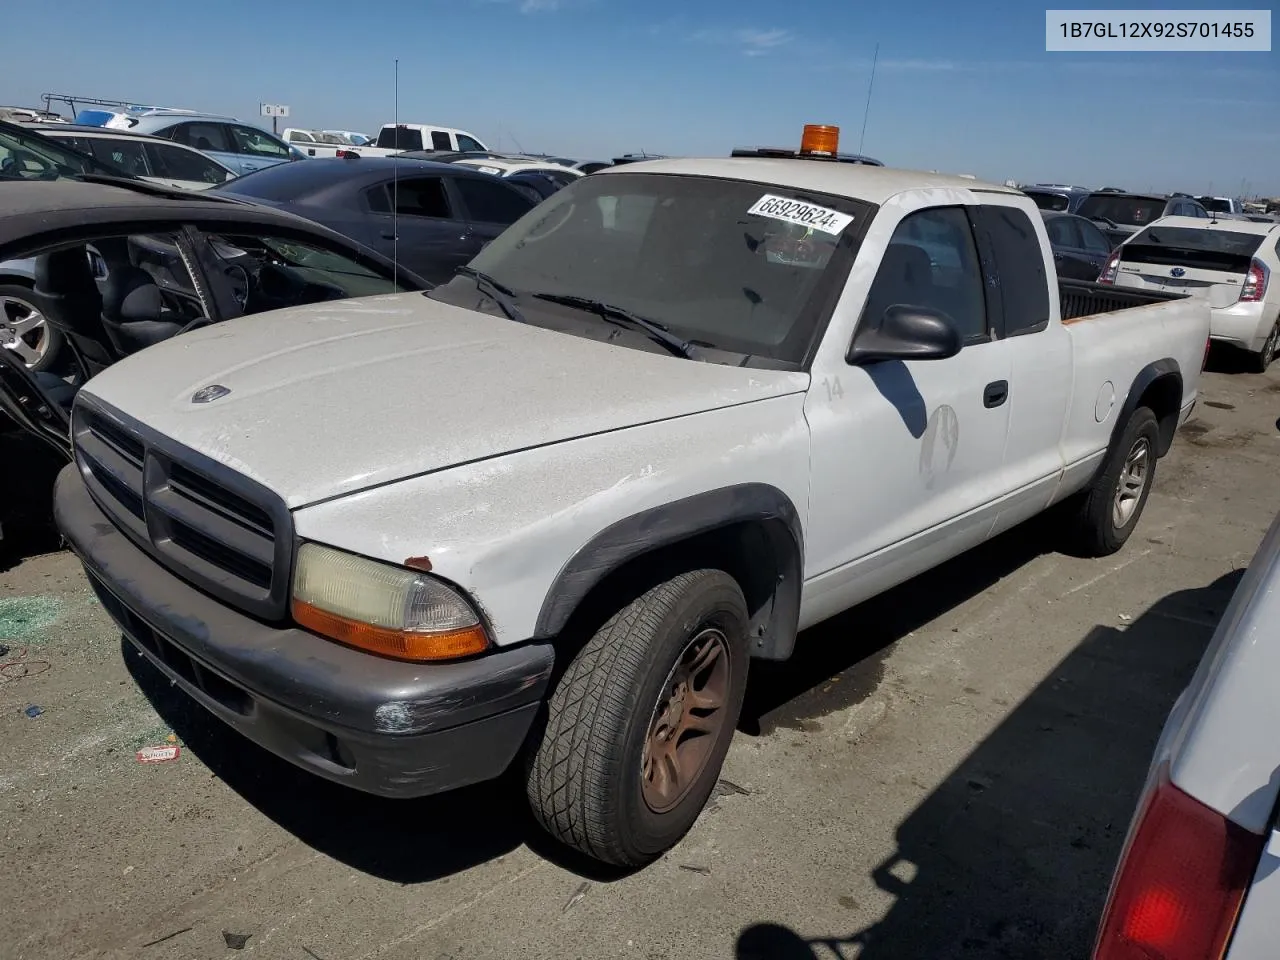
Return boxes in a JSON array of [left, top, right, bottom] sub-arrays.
[[846, 304, 963, 365]]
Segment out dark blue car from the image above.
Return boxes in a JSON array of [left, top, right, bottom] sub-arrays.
[[214, 157, 539, 284]]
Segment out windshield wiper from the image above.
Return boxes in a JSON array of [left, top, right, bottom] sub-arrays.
[[456, 266, 529, 325], [530, 293, 703, 360]]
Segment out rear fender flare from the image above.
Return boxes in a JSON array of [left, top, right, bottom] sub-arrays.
[[1112, 358, 1183, 459]]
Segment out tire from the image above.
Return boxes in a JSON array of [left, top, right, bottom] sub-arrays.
[[1251, 321, 1279, 373], [0, 282, 61, 373], [525, 569, 749, 867], [1069, 407, 1160, 557]]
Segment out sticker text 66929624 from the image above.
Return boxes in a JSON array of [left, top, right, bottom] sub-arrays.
[[747, 194, 853, 236]]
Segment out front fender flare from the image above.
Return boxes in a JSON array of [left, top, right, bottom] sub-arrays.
[[533, 482, 804, 661]]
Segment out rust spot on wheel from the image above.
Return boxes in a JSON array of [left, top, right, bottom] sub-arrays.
[[641, 626, 731, 814]]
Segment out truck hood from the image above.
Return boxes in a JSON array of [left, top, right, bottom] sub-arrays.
[[79, 293, 808, 508]]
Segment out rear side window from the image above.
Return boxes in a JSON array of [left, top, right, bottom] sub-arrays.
[[376, 126, 423, 151], [144, 142, 232, 184], [1044, 216, 1081, 248], [1079, 219, 1113, 255], [169, 122, 231, 153], [454, 177, 535, 224], [88, 138, 151, 177], [387, 177, 453, 218], [970, 205, 1051, 338], [430, 130, 452, 150]]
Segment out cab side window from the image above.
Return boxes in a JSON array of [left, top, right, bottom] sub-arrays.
[[970, 205, 1051, 337], [431, 130, 452, 151], [456, 134, 485, 152], [861, 207, 988, 344]]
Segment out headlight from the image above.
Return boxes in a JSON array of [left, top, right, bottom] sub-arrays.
[[291, 543, 489, 662]]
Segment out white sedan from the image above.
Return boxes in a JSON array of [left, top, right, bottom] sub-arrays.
[[1103, 215, 1280, 371], [449, 156, 582, 199]]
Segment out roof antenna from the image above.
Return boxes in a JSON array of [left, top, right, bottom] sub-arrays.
[[857, 42, 879, 158], [507, 128, 525, 153], [392, 58, 399, 278]]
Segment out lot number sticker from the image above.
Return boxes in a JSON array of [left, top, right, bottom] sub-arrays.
[[747, 195, 853, 235]]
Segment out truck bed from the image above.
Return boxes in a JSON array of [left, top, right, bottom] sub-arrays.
[[1060, 278, 1186, 324]]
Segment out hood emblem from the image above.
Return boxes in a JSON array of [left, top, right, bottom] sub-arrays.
[[1170, 267, 1186, 278], [191, 384, 231, 404]]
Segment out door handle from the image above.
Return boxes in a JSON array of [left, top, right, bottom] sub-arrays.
[[983, 380, 1009, 408], [380, 231, 396, 240]]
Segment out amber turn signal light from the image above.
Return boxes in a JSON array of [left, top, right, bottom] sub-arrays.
[[292, 599, 489, 662]]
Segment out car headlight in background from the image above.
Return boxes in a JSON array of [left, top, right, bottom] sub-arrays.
[[291, 543, 489, 661]]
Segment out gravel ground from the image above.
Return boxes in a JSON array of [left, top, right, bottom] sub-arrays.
[[2, 357, 1278, 960]]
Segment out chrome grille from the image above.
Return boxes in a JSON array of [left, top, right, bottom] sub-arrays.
[[72, 396, 293, 620]]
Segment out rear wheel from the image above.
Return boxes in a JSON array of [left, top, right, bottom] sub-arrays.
[[1251, 321, 1279, 373], [1068, 407, 1159, 557], [525, 569, 749, 867], [0, 283, 61, 372]]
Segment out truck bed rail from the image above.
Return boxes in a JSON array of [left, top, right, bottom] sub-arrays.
[[1060, 279, 1186, 324]]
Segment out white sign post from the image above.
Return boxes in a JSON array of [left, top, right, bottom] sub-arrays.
[[260, 103, 290, 135]]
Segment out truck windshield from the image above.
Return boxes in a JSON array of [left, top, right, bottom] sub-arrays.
[[439, 172, 871, 364], [1124, 225, 1265, 272], [1079, 195, 1165, 227]]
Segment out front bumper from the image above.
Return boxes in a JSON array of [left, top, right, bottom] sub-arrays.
[[53, 464, 555, 798]]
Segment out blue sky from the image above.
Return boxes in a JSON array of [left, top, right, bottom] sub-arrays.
[[7, 0, 1278, 194]]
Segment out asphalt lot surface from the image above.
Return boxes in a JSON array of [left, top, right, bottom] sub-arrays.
[[2, 354, 1278, 960]]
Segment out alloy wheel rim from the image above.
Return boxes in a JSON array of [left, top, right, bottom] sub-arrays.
[[640, 626, 731, 814], [0, 295, 50, 368], [1112, 436, 1151, 529]]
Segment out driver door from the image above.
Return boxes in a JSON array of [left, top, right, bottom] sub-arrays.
[[802, 206, 1014, 619]]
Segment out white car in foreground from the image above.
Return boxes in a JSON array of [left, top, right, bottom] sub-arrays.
[[52, 128, 1209, 868], [1093, 509, 1280, 960], [1103, 215, 1280, 370]]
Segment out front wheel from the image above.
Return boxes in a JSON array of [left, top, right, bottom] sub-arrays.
[[1251, 321, 1279, 373], [525, 569, 749, 867], [1068, 406, 1159, 557]]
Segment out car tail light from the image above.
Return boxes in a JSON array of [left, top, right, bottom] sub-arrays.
[[1099, 249, 1121, 284], [1093, 763, 1264, 960], [1240, 258, 1268, 302], [336, 149, 360, 159]]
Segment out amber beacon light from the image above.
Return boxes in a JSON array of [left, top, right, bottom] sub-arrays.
[[800, 124, 840, 157]]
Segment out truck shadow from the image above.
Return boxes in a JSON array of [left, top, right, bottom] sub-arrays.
[[741, 515, 1055, 737], [0, 426, 65, 572], [733, 570, 1241, 959]]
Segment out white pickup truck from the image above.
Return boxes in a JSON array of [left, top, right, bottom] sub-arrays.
[[52, 134, 1211, 867], [321, 122, 489, 158]]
